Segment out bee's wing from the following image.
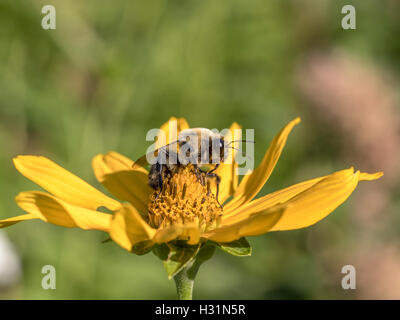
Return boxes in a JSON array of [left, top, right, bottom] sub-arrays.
[[132, 141, 179, 169]]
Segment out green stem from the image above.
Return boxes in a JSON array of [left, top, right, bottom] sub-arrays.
[[173, 244, 216, 300], [173, 259, 199, 300]]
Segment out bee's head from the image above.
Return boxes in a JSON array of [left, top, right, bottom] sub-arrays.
[[207, 134, 225, 164]]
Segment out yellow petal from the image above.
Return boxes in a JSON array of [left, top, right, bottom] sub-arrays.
[[268, 168, 382, 231], [224, 118, 300, 212], [359, 171, 384, 181], [93, 151, 147, 174], [0, 213, 38, 228], [152, 222, 200, 245], [213, 122, 242, 205], [222, 175, 326, 223], [14, 156, 120, 211], [152, 225, 183, 244], [155, 117, 190, 150], [109, 203, 156, 252], [223, 168, 383, 229], [204, 205, 285, 242], [15, 191, 112, 231], [92, 152, 151, 214]]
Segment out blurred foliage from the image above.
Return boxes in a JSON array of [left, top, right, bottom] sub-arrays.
[[0, 0, 398, 299]]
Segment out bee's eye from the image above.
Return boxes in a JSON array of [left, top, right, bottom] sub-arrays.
[[219, 139, 224, 149]]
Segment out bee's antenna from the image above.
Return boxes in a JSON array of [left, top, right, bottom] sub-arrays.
[[226, 140, 255, 146]]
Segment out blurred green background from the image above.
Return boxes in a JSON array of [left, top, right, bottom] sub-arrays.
[[0, 0, 399, 299]]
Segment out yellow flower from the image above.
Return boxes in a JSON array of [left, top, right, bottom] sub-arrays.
[[0, 117, 383, 252]]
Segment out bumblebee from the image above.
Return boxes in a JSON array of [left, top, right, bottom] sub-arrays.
[[134, 128, 247, 206]]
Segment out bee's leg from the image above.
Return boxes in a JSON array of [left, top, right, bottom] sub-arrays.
[[154, 177, 163, 201], [193, 164, 205, 185], [154, 163, 164, 201], [206, 172, 222, 208], [215, 176, 221, 208], [206, 164, 221, 206], [207, 163, 220, 175]]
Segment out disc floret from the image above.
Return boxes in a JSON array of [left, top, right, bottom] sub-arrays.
[[148, 165, 223, 233]]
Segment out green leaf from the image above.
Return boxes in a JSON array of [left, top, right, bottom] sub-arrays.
[[153, 243, 201, 279], [213, 237, 252, 256], [131, 240, 154, 255]]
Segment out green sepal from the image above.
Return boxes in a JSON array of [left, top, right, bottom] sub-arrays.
[[101, 238, 153, 255], [131, 240, 154, 255], [212, 237, 252, 256], [153, 242, 201, 279], [196, 242, 216, 262]]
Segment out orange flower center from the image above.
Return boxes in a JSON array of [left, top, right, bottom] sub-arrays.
[[147, 164, 223, 232]]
